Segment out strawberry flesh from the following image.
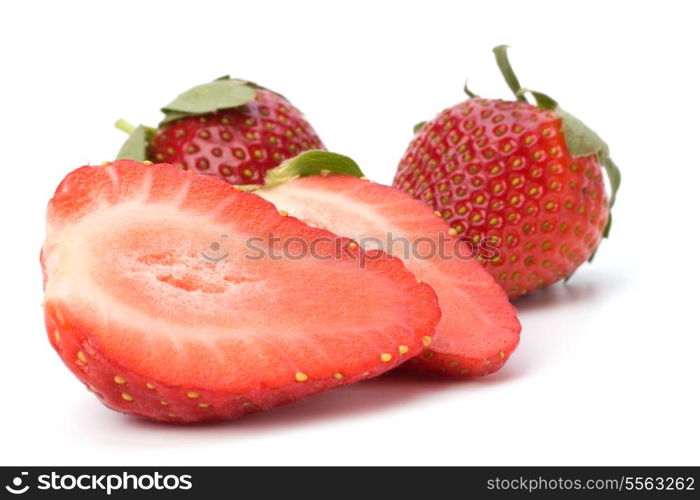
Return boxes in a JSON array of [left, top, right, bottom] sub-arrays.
[[258, 175, 521, 377]]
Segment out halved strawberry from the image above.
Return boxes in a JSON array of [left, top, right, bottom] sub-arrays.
[[258, 170, 521, 377], [42, 160, 440, 422]]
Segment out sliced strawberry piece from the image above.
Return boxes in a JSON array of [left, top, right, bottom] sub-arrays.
[[258, 175, 521, 377], [42, 160, 440, 422]]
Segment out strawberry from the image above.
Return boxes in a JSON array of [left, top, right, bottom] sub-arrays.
[[393, 46, 621, 298], [257, 154, 520, 377], [115, 77, 324, 185], [42, 159, 440, 422]]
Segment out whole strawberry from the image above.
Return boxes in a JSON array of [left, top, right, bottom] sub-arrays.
[[116, 77, 324, 185], [393, 46, 620, 298]]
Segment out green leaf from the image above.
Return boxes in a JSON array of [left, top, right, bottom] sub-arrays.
[[262, 151, 364, 189], [556, 107, 606, 158], [116, 125, 153, 161], [413, 121, 427, 134], [161, 79, 256, 115], [159, 110, 194, 125], [601, 156, 621, 208]]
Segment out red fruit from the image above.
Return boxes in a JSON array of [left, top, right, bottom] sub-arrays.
[[115, 77, 324, 185], [393, 47, 620, 298], [258, 171, 520, 377], [42, 160, 440, 422]]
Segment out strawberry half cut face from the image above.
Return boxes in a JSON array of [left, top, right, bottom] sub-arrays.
[[42, 160, 440, 422]]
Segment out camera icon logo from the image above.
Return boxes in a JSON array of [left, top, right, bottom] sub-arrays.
[[201, 234, 230, 262], [5, 472, 29, 494]]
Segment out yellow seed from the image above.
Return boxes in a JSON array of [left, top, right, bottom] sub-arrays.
[[320, 169, 330, 176], [448, 228, 457, 236], [121, 393, 134, 402], [499, 351, 505, 359], [334, 372, 344, 380], [422, 336, 432, 346], [278, 209, 289, 217], [348, 241, 358, 249], [55, 308, 65, 325], [186, 391, 200, 399], [113, 375, 126, 385], [76, 351, 87, 364], [143, 160, 154, 166], [399, 345, 409, 355], [160, 400, 168, 406], [380, 353, 392, 363], [197, 403, 210, 408], [101, 161, 112, 166], [53, 329, 61, 343], [434, 210, 441, 217], [168, 413, 177, 418], [484, 359, 491, 366], [295, 372, 308, 382], [459, 369, 469, 375], [146, 383, 156, 390], [448, 361, 459, 367]]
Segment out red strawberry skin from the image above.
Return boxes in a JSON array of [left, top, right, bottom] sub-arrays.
[[150, 89, 325, 185], [45, 302, 424, 422], [393, 98, 609, 298], [42, 160, 440, 422]]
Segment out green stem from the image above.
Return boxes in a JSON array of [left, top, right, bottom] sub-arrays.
[[492, 45, 527, 102], [115, 119, 136, 134]]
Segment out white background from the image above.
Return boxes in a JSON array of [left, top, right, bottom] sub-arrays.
[[1, 0, 698, 466]]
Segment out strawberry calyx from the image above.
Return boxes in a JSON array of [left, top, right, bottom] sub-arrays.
[[492, 45, 621, 230], [159, 76, 260, 125], [114, 77, 277, 161], [114, 119, 155, 162], [237, 151, 365, 191]]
